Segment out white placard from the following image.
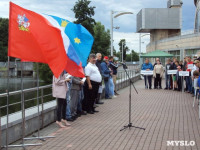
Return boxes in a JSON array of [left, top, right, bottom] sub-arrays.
[[65, 74, 72, 79], [167, 70, 177, 75], [98, 86, 103, 93], [81, 77, 86, 83], [179, 71, 189, 76], [140, 70, 153, 75], [188, 64, 193, 69]]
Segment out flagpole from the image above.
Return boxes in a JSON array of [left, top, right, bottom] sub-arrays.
[[36, 63, 40, 138], [20, 61, 26, 147], [5, 56, 10, 150], [3, 61, 42, 148]]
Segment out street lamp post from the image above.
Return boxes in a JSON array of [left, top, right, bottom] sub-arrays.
[[111, 11, 114, 56], [110, 11, 133, 56], [139, 33, 150, 65], [122, 41, 124, 62], [131, 51, 132, 62]]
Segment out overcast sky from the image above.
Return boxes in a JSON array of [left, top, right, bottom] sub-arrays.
[[0, 0, 196, 53]]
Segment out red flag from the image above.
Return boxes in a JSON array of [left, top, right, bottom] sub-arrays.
[[8, 2, 68, 78]]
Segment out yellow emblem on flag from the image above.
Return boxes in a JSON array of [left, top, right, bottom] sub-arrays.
[[61, 20, 68, 27], [17, 14, 30, 31], [74, 37, 81, 44]]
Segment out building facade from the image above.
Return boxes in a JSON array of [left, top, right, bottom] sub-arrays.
[[137, 0, 200, 61]]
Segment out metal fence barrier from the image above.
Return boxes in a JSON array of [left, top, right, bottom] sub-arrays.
[[0, 68, 140, 148]]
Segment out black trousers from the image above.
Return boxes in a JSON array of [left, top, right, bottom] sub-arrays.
[[177, 77, 182, 91], [155, 74, 162, 88], [83, 81, 100, 112], [57, 98, 66, 122]]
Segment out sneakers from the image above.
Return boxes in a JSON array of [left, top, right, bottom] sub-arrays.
[[112, 95, 117, 98], [105, 97, 112, 99]]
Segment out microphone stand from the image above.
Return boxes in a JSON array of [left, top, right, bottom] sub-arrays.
[[120, 64, 145, 131]]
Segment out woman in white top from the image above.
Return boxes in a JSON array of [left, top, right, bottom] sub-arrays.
[[153, 60, 164, 89]]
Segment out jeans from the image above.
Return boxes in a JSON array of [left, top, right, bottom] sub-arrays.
[[104, 79, 110, 98], [165, 74, 171, 89], [77, 87, 84, 112], [186, 76, 192, 92], [66, 83, 72, 119], [109, 76, 114, 97], [104, 76, 114, 98], [144, 75, 152, 88]]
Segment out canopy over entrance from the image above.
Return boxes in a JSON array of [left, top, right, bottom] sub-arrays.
[[141, 50, 174, 58]]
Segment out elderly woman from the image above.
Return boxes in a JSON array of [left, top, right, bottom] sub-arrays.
[[153, 60, 164, 89], [53, 72, 71, 128]]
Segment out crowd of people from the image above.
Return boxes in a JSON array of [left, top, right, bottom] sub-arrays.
[[52, 53, 119, 128], [142, 56, 200, 94]]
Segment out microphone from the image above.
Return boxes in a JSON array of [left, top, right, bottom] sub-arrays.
[[119, 62, 128, 69]]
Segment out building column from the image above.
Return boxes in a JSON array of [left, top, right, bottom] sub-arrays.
[[180, 49, 185, 61]]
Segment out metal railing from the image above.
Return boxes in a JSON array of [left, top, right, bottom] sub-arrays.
[[0, 85, 53, 117], [0, 68, 140, 117]]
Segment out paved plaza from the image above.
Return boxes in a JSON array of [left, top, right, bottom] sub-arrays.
[[19, 79, 200, 150]]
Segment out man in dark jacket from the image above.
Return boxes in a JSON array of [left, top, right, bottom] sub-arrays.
[[109, 56, 119, 95], [70, 76, 84, 119], [95, 53, 104, 104]]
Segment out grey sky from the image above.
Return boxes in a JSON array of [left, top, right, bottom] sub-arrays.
[[0, 0, 196, 53]]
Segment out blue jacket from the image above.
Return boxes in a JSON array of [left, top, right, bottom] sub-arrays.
[[141, 63, 153, 70], [198, 76, 200, 90], [101, 61, 111, 78]]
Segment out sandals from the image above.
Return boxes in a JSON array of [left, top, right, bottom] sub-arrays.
[[61, 119, 71, 126], [56, 121, 66, 128]]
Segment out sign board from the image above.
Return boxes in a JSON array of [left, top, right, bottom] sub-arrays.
[[167, 70, 177, 75], [188, 64, 193, 70], [141, 70, 153, 75], [179, 71, 189, 76]]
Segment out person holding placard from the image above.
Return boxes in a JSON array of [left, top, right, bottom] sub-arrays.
[[176, 65, 182, 91], [153, 60, 164, 89], [70, 76, 84, 120], [170, 59, 179, 90], [52, 72, 71, 128], [142, 58, 154, 89], [191, 60, 199, 96], [165, 59, 171, 90], [95, 53, 104, 104], [186, 56, 194, 93], [193, 71, 199, 97], [153, 58, 162, 89]]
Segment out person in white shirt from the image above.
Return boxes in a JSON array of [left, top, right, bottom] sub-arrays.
[[83, 54, 102, 114], [191, 60, 199, 96], [191, 60, 199, 79]]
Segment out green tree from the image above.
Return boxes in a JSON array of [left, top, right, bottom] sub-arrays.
[[34, 63, 53, 83], [72, 0, 96, 35], [0, 18, 9, 61], [0, 41, 7, 61], [115, 51, 121, 61], [92, 22, 110, 56], [125, 50, 139, 62], [118, 39, 129, 61]]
